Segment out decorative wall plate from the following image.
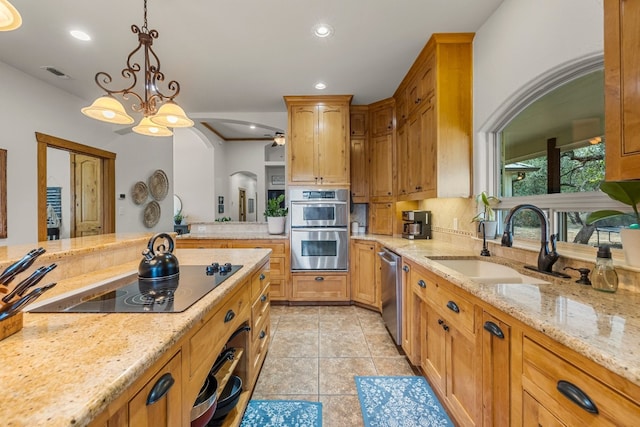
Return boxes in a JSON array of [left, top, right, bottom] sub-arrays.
[[131, 181, 149, 205], [148, 169, 169, 201], [143, 201, 161, 228]]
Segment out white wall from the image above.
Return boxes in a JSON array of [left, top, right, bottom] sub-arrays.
[[229, 172, 258, 221], [0, 61, 175, 245]]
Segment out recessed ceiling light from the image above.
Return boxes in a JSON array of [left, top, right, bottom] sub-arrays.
[[250, 125, 256, 129], [313, 24, 333, 38], [70, 30, 91, 41], [315, 82, 327, 90]]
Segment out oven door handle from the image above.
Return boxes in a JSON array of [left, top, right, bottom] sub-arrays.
[[291, 201, 347, 206], [290, 227, 348, 232]]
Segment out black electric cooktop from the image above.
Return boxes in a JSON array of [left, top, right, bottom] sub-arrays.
[[31, 264, 242, 313]]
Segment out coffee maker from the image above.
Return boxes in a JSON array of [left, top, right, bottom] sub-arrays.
[[402, 210, 431, 240]]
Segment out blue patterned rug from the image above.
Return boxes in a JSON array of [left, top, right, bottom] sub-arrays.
[[240, 400, 322, 427], [355, 376, 454, 427]]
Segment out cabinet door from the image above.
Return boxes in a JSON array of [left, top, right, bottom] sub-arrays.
[[371, 105, 394, 137], [350, 110, 367, 137], [482, 311, 511, 427], [421, 303, 447, 397], [289, 105, 318, 183], [350, 137, 369, 202], [407, 112, 421, 194], [129, 352, 182, 427], [351, 241, 377, 307], [369, 134, 394, 198], [317, 104, 349, 184], [448, 323, 481, 426], [417, 98, 436, 194], [604, 0, 640, 180], [523, 392, 566, 427], [369, 202, 394, 235], [396, 124, 410, 197]]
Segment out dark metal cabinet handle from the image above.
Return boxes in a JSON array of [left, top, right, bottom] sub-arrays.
[[417, 280, 426, 288], [259, 330, 267, 339], [402, 265, 410, 272], [483, 321, 505, 339], [442, 324, 449, 332], [260, 294, 268, 302], [446, 301, 460, 313], [146, 373, 174, 406], [437, 319, 444, 325], [415, 98, 422, 104], [315, 276, 325, 281], [224, 309, 235, 323], [556, 380, 598, 414], [259, 273, 265, 281]]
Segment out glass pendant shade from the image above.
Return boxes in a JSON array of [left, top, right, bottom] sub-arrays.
[[81, 96, 135, 125], [0, 0, 21, 31], [132, 117, 173, 137], [150, 101, 194, 128]]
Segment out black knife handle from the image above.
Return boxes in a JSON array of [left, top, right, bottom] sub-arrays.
[[0, 247, 46, 285]]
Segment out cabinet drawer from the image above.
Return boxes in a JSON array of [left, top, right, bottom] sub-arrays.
[[522, 337, 640, 426], [269, 278, 287, 301], [291, 273, 349, 301], [429, 284, 475, 335], [249, 320, 270, 377], [231, 241, 286, 255], [252, 285, 270, 342], [251, 267, 270, 299], [189, 285, 250, 378], [269, 256, 285, 277]]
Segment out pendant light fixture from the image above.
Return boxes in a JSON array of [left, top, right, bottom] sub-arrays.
[[81, 0, 193, 136], [0, 0, 22, 31]]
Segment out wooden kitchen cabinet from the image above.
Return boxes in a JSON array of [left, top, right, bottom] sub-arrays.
[[481, 310, 511, 427], [369, 202, 394, 235], [368, 98, 395, 200], [176, 238, 290, 302], [248, 265, 270, 388], [128, 352, 183, 427], [291, 272, 350, 302], [350, 240, 379, 309], [370, 102, 394, 137], [350, 105, 369, 203], [284, 95, 352, 186], [604, 0, 640, 180], [396, 124, 410, 197], [393, 33, 473, 200], [401, 261, 420, 365]]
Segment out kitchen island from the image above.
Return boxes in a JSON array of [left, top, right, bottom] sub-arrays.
[[0, 240, 271, 427]]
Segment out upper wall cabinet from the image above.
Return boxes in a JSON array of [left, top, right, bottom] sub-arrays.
[[394, 33, 474, 200], [604, 0, 640, 180], [284, 95, 353, 186], [350, 105, 369, 203]]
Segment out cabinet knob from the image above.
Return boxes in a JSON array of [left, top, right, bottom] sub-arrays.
[[260, 294, 268, 302], [556, 380, 598, 414], [483, 321, 505, 339], [224, 309, 235, 323], [417, 279, 426, 288], [415, 98, 421, 104], [259, 330, 267, 339], [442, 324, 449, 332], [260, 273, 265, 281], [438, 319, 444, 325], [315, 276, 325, 281], [146, 373, 175, 406], [402, 265, 410, 272]]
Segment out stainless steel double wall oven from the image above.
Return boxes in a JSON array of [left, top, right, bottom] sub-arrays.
[[289, 188, 349, 271]]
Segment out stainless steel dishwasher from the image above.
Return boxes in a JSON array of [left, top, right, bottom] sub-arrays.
[[378, 247, 402, 345]]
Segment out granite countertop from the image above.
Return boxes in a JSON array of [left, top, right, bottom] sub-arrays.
[[352, 234, 640, 388], [0, 248, 271, 427]]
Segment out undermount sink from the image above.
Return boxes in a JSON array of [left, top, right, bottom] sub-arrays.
[[432, 259, 549, 285]]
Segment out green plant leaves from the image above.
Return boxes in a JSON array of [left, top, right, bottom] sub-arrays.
[[587, 181, 640, 225]]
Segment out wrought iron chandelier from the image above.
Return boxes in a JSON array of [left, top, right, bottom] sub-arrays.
[[81, 0, 193, 137]]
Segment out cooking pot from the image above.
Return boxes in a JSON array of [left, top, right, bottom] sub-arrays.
[[191, 374, 218, 427], [138, 233, 180, 281]]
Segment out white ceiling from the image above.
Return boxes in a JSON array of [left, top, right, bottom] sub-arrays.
[[0, 0, 504, 138]]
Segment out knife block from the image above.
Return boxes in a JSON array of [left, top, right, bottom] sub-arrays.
[[0, 312, 23, 341]]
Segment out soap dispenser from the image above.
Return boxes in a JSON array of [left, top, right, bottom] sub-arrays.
[[591, 246, 618, 293]]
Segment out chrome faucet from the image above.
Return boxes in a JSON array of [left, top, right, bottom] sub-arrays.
[[501, 204, 559, 273]]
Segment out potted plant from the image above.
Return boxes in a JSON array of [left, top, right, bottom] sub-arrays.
[[471, 191, 501, 239], [264, 194, 288, 235], [173, 211, 184, 225], [586, 180, 640, 267]]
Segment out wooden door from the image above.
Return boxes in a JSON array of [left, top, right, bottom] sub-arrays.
[[482, 311, 511, 427], [417, 98, 437, 195], [72, 154, 103, 237], [370, 105, 393, 137], [350, 109, 367, 137], [317, 104, 349, 184], [421, 302, 447, 397], [288, 105, 317, 183], [350, 137, 368, 202], [238, 188, 246, 222], [407, 113, 421, 194], [351, 241, 377, 307], [396, 124, 410, 197], [447, 323, 482, 426], [369, 134, 394, 198], [368, 202, 393, 235]]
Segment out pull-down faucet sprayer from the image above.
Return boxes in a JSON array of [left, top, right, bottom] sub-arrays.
[[501, 204, 560, 274]]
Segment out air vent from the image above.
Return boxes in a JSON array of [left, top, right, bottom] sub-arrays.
[[40, 66, 71, 79]]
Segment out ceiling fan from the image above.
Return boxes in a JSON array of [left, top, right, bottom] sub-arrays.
[[270, 132, 286, 147]]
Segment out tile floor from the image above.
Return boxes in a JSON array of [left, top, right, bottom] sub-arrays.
[[252, 304, 417, 426]]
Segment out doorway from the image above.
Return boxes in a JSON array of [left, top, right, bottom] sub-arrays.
[[71, 154, 103, 237], [36, 132, 116, 241]]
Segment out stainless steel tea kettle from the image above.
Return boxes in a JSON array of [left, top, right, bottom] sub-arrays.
[[138, 233, 180, 280]]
